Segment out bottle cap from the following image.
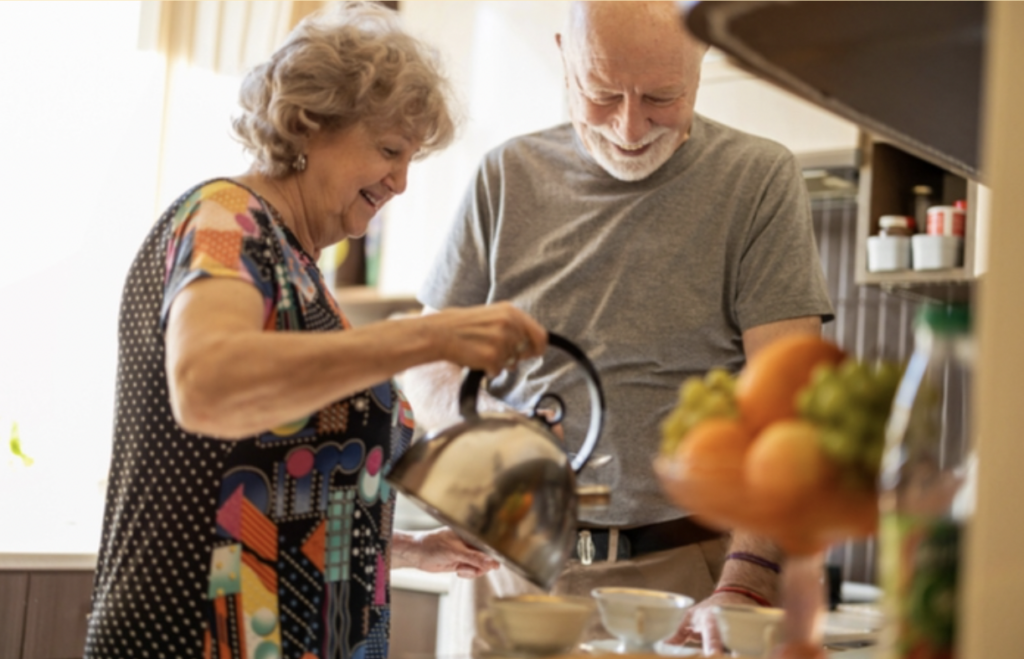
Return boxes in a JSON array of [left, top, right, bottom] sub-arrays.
[[954, 199, 968, 211], [912, 185, 934, 196], [917, 303, 971, 335]]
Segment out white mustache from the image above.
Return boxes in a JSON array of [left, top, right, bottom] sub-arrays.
[[593, 125, 672, 151]]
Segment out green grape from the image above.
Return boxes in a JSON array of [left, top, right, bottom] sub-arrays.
[[840, 409, 870, 444], [702, 390, 734, 418], [819, 427, 861, 465], [814, 379, 849, 424], [680, 377, 708, 407], [838, 360, 873, 403], [810, 363, 837, 388], [662, 368, 738, 455], [704, 368, 735, 394]]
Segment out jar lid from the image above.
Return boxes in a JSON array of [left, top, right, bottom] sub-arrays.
[[917, 303, 971, 335], [912, 185, 934, 195], [879, 215, 915, 229]]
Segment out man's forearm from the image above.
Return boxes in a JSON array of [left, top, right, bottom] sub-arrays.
[[715, 531, 782, 605]]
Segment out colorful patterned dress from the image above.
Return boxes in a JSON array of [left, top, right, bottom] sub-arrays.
[[85, 179, 414, 659]]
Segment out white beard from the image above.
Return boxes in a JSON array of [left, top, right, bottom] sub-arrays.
[[581, 124, 680, 182]]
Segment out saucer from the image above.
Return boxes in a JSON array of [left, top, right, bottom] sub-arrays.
[[824, 607, 884, 645], [581, 639, 700, 656], [480, 649, 567, 659]]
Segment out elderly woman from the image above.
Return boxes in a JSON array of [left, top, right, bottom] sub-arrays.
[[84, 4, 546, 658]]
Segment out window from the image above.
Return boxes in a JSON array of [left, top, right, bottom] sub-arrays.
[[0, 1, 249, 554]]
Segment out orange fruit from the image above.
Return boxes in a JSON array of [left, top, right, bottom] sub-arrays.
[[677, 417, 754, 474], [735, 334, 845, 434], [745, 419, 831, 512], [665, 418, 754, 527]]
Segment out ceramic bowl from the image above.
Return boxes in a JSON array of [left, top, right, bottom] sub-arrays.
[[591, 587, 694, 652], [478, 594, 596, 655], [713, 603, 785, 658]]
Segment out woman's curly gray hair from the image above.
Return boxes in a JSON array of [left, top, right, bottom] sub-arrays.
[[233, 2, 456, 177]]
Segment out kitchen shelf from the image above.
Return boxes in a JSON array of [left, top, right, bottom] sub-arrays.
[[854, 137, 988, 291]]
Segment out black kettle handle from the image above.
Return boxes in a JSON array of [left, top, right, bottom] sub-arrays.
[[458, 332, 606, 473]]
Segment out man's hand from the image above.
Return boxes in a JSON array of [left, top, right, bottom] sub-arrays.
[[664, 531, 780, 654], [392, 528, 500, 578], [665, 589, 759, 655]]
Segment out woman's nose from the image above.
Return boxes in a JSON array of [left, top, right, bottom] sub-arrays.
[[387, 162, 409, 195]]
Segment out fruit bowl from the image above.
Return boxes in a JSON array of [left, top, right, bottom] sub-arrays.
[[652, 454, 877, 556]]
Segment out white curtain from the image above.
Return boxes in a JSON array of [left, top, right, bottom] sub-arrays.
[[137, 1, 324, 211]]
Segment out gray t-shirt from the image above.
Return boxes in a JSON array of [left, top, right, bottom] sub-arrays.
[[419, 115, 834, 526]]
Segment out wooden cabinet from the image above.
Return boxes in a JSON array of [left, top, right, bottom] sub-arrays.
[[854, 137, 989, 289], [0, 569, 441, 659], [0, 570, 93, 659], [0, 572, 30, 658]]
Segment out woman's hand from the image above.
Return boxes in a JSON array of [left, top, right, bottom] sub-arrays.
[[392, 528, 500, 578], [425, 302, 548, 378]]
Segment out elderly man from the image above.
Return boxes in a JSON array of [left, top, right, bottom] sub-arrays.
[[402, 1, 833, 654]]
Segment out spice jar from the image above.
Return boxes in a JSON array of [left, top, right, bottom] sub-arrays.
[[868, 216, 914, 272], [879, 215, 915, 237]]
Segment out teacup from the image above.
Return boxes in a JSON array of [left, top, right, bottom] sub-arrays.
[[477, 594, 597, 655], [591, 587, 694, 653], [713, 603, 784, 658]]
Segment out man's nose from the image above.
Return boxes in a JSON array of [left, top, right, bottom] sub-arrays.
[[613, 95, 649, 145]]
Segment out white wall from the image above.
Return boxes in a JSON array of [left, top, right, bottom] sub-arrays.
[[695, 49, 859, 155], [379, 1, 571, 297]]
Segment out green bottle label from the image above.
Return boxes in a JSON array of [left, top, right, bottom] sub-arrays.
[[880, 514, 960, 659]]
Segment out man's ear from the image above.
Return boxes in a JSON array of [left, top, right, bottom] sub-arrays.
[[555, 33, 569, 89]]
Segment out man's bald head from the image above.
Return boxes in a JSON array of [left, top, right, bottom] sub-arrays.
[[557, 2, 707, 181], [561, 1, 706, 76]]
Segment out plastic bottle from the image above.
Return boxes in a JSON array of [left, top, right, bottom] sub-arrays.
[[878, 303, 973, 659]]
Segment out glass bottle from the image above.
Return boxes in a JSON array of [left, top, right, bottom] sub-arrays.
[[912, 185, 934, 232], [878, 303, 973, 659]]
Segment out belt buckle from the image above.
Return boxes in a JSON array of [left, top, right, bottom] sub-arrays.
[[576, 529, 596, 566]]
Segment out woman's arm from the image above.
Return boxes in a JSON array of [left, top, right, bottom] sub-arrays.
[[165, 277, 546, 439]]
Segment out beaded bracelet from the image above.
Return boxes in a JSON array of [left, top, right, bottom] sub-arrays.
[[714, 585, 773, 608], [726, 551, 781, 574]]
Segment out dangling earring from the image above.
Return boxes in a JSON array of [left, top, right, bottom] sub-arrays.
[[292, 153, 307, 172]]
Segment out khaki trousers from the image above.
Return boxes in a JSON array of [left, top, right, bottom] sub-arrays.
[[439, 535, 730, 657]]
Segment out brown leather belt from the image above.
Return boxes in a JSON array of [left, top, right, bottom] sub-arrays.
[[572, 517, 723, 563]]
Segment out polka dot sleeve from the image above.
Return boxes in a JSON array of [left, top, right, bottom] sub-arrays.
[[159, 180, 279, 330]]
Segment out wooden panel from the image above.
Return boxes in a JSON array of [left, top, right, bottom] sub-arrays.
[[22, 571, 94, 659], [389, 588, 440, 659], [0, 571, 29, 658]]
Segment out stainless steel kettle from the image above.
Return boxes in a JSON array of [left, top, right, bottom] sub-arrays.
[[385, 333, 606, 589]]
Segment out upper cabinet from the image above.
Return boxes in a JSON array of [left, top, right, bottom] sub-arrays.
[[687, 1, 987, 182], [686, 1, 989, 292]]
